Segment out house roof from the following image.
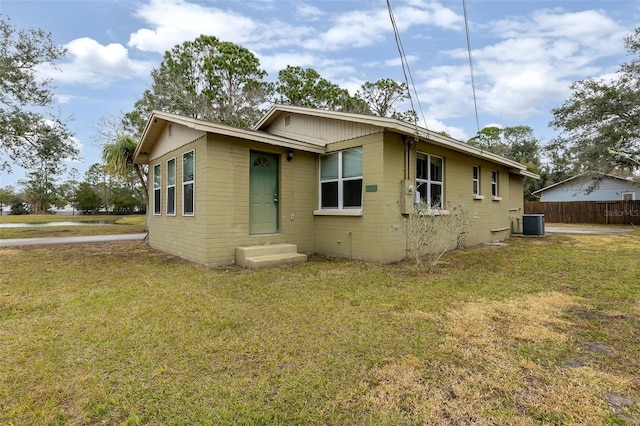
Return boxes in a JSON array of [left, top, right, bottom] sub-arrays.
[[133, 110, 326, 164], [133, 106, 539, 179], [255, 105, 539, 178], [532, 171, 640, 195]]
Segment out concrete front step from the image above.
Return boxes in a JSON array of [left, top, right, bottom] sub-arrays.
[[236, 243, 307, 268], [242, 252, 308, 269]]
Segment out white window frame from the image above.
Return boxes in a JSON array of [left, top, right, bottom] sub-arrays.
[[182, 150, 195, 216], [166, 157, 176, 216], [491, 170, 502, 200], [472, 165, 484, 200], [317, 147, 363, 212], [416, 153, 444, 210], [491, 170, 498, 196], [622, 192, 635, 201], [153, 163, 161, 215]]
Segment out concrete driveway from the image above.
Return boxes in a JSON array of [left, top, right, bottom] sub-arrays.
[[545, 226, 634, 235], [0, 233, 147, 247]]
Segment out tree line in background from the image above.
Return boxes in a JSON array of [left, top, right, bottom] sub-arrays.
[[0, 163, 145, 215], [1, 16, 640, 215]]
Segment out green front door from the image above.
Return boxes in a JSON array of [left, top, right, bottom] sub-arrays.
[[249, 152, 279, 235]]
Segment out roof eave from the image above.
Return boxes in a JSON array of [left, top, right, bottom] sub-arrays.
[[133, 110, 326, 165]]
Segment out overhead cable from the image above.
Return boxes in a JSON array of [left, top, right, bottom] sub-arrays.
[[463, 0, 481, 133]]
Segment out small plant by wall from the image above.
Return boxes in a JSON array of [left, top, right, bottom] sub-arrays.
[[393, 201, 478, 273]]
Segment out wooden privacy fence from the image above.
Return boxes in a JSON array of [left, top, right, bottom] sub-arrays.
[[525, 201, 640, 224]]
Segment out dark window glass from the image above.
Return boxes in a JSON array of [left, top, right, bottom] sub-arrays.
[[417, 157, 427, 180], [430, 157, 443, 182], [343, 180, 363, 208], [167, 186, 175, 215], [184, 183, 194, 214], [154, 188, 161, 214], [321, 182, 339, 208], [430, 183, 442, 208]]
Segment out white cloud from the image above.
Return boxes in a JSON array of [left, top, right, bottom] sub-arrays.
[[40, 37, 153, 86], [54, 94, 73, 105], [423, 117, 469, 141], [417, 64, 474, 120], [127, 0, 317, 54], [128, 0, 260, 53], [304, 1, 461, 51], [383, 55, 420, 68], [296, 4, 324, 20], [418, 7, 631, 124]]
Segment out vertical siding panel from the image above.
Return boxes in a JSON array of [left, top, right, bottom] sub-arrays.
[[525, 200, 640, 224]]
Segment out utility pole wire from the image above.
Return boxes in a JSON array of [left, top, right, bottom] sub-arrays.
[[386, 0, 429, 140], [463, 0, 481, 134]]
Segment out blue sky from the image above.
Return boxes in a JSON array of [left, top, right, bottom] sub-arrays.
[[1, 0, 639, 188]]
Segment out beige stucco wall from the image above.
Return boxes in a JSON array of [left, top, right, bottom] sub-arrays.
[[411, 139, 523, 246], [147, 125, 317, 266], [200, 134, 317, 265], [312, 131, 525, 263], [148, 134, 209, 264], [146, 121, 526, 266], [313, 132, 408, 263]]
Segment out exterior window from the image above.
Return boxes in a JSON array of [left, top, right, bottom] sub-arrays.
[[167, 158, 176, 215], [320, 147, 363, 209], [473, 165, 480, 196], [183, 150, 195, 216], [416, 153, 444, 209], [153, 164, 161, 215], [622, 192, 635, 201], [491, 170, 499, 197]]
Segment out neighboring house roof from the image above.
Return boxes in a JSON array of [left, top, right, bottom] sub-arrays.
[[134, 105, 539, 179], [532, 171, 640, 196]]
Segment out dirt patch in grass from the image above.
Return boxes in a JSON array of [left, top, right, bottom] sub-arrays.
[[355, 292, 637, 424]]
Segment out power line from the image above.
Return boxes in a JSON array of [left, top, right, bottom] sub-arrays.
[[463, 0, 481, 133], [386, 0, 428, 140]]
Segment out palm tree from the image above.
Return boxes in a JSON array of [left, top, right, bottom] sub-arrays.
[[102, 135, 148, 226]]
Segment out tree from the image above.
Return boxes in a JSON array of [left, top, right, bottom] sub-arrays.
[[16, 121, 75, 213], [468, 126, 542, 166], [58, 168, 80, 215], [550, 27, 640, 173], [110, 185, 143, 214], [124, 35, 270, 135], [468, 126, 509, 157], [0, 185, 16, 215], [102, 135, 147, 209], [356, 78, 410, 118], [74, 182, 102, 214], [274, 66, 368, 113], [468, 125, 543, 200], [0, 16, 76, 171], [84, 163, 111, 213]]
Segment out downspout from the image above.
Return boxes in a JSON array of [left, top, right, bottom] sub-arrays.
[[403, 135, 418, 258]]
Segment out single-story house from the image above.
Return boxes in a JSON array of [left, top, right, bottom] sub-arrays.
[[132, 105, 538, 267], [532, 171, 640, 202]]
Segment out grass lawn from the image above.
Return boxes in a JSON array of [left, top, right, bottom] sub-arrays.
[[0, 215, 146, 239], [1, 231, 639, 424]]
